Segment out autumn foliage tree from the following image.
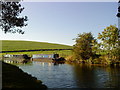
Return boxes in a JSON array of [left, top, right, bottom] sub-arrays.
[[0, 1, 28, 34]]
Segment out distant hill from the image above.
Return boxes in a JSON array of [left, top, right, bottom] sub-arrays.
[[1, 40, 72, 51]]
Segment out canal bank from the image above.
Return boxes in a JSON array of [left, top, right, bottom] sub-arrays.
[[2, 62, 47, 89]]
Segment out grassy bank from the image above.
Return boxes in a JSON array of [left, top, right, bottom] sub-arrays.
[[66, 55, 120, 66], [2, 62, 47, 89]]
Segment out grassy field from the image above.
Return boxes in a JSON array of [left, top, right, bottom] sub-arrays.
[[1, 40, 72, 51], [1, 40, 73, 57]]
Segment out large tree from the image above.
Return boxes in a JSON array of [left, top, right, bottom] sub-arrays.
[[97, 25, 119, 60], [73, 32, 96, 61], [0, 1, 28, 34]]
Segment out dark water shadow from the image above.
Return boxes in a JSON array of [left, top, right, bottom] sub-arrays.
[[72, 64, 120, 88]]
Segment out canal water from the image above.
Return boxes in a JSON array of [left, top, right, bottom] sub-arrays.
[[17, 61, 120, 88]]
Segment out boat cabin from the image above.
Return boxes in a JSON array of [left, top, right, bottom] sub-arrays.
[[32, 54, 59, 59]]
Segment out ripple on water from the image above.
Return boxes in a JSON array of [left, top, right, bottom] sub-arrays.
[[18, 62, 120, 88]]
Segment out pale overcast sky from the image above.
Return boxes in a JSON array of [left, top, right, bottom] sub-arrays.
[[1, 2, 118, 46]]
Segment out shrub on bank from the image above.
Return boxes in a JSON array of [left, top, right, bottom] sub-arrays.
[[66, 54, 120, 66]]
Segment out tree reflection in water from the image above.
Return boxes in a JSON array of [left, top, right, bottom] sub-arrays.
[[104, 67, 120, 88], [72, 64, 120, 88]]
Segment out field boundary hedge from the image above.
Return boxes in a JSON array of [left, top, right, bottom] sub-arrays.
[[1, 49, 72, 53]]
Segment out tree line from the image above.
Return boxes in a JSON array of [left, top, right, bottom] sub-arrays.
[[71, 25, 120, 65]]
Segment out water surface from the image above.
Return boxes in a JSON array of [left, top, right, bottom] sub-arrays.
[[17, 61, 120, 88]]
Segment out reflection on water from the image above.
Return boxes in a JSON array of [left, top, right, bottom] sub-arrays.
[[72, 64, 120, 88], [17, 61, 120, 88]]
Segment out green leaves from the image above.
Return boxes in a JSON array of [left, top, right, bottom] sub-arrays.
[[98, 25, 118, 51], [73, 25, 120, 61], [97, 25, 120, 60], [73, 32, 95, 60], [1, 1, 28, 34]]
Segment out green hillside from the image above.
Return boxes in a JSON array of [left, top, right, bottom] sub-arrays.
[[1, 40, 72, 51]]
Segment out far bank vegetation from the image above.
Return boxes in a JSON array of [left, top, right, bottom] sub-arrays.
[[66, 25, 120, 65]]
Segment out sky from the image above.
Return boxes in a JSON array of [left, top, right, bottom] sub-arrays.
[[1, 1, 118, 46]]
